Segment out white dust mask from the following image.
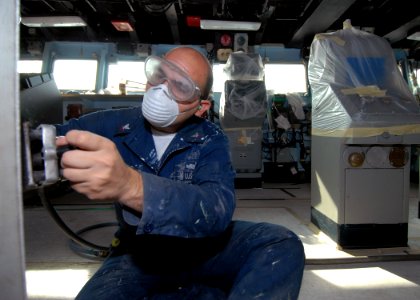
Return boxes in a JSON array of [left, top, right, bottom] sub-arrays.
[[142, 84, 180, 128]]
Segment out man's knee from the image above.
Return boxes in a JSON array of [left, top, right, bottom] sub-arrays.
[[248, 222, 302, 246]]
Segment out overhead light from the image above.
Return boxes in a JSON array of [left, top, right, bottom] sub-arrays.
[[200, 19, 261, 31], [111, 20, 134, 32], [407, 26, 420, 41], [407, 31, 420, 41], [21, 16, 87, 27]]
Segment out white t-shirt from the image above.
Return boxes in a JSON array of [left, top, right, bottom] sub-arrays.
[[151, 128, 176, 160]]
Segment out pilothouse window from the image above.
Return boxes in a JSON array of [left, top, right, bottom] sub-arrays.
[[212, 63, 227, 93], [18, 60, 42, 74], [107, 61, 146, 94], [52, 59, 97, 92], [264, 63, 307, 94], [212, 62, 307, 94]]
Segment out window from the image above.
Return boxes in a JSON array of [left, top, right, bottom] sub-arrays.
[[264, 63, 307, 94], [53, 59, 97, 92], [212, 62, 307, 94], [212, 63, 227, 93], [18, 60, 42, 73], [107, 61, 146, 94]]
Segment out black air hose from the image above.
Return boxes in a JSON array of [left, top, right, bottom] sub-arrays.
[[37, 186, 117, 259]]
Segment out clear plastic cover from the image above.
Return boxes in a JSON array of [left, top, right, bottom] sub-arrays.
[[224, 51, 264, 81], [219, 52, 267, 128], [308, 23, 420, 137], [223, 80, 267, 121]]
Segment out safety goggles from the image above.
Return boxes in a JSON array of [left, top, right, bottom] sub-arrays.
[[144, 55, 201, 102]]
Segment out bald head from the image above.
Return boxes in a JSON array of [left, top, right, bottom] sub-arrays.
[[164, 47, 213, 99]]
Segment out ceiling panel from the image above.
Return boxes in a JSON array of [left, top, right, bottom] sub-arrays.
[[19, 0, 420, 56]]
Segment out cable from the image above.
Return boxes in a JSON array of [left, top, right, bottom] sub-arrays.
[[69, 222, 118, 260], [37, 186, 116, 259]]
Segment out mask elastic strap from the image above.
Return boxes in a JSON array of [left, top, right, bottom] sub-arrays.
[[175, 102, 200, 117]]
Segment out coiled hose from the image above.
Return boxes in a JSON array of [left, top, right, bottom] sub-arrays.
[[38, 186, 117, 260]]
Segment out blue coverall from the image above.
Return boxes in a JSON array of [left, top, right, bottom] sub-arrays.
[[56, 106, 305, 300]]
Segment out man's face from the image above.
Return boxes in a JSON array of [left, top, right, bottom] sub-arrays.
[[144, 52, 207, 129], [145, 56, 201, 103]]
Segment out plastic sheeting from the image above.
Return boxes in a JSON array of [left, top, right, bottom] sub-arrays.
[[223, 51, 264, 81], [224, 80, 267, 121], [219, 52, 267, 125], [308, 22, 420, 137]]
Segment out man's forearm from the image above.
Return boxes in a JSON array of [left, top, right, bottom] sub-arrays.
[[118, 167, 144, 212]]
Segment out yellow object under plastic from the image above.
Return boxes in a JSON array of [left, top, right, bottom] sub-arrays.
[[312, 124, 420, 137]]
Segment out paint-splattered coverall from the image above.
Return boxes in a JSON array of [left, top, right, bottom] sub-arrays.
[[56, 106, 305, 300]]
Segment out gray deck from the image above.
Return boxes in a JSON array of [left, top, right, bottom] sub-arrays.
[[24, 182, 420, 299]]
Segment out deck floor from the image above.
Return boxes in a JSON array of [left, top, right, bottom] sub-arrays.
[[24, 182, 420, 299]]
